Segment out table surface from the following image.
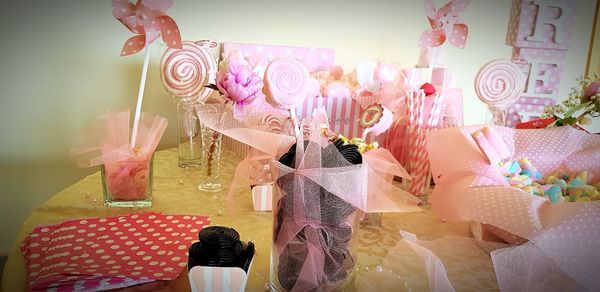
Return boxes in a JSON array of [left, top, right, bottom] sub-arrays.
[[1, 148, 501, 291]]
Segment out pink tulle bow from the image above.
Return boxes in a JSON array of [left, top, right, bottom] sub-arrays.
[[419, 0, 470, 49], [112, 0, 182, 56], [197, 103, 422, 291], [70, 110, 168, 167]]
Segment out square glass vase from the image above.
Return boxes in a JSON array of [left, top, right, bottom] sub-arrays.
[[101, 156, 153, 208]]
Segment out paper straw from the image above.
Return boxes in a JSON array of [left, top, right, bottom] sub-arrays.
[[409, 92, 444, 196], [130, 45, 152, 148]]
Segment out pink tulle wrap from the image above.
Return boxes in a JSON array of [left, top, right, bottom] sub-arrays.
[[196, 103, 421, 291], [425, 125, 600, 290], [71, 110, 168, 200]]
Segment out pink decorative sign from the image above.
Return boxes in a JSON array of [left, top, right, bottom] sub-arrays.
[[506, 0, 576, 50]]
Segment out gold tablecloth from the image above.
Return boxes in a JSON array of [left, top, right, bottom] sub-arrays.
[[1, 148, 500, 291]]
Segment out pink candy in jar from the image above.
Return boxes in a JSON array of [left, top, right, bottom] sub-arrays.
[[103, 159, 151, 201]]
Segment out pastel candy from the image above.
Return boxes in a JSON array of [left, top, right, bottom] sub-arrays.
[[545, 186, 562, 203], [521, 169, 533, 178], [509, 161, 521, 174], [577, 196, 591, 202], [575, 171, 588, 183], [546, 176, 557, 184], [553, 179, 567, 191], [534, 170, 543, 182], [518, 157, 533, 171], [588, 190, 599, 200], [263, 58, 310, 110]]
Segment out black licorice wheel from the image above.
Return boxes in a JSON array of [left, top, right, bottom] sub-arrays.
[[190, 226, 244, 268]]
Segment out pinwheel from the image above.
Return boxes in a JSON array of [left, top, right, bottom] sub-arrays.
[[111, 0, 183, 147], [418, 0, 470, 49], [112, 0, 182, 56]]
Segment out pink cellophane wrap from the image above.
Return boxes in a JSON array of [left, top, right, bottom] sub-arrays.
[[425, 125, 600, 290], [196, 103, 421, 291], [70, 110, 167, 200]]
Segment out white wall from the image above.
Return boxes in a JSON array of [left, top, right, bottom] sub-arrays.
[[0, 0, 596, 254]]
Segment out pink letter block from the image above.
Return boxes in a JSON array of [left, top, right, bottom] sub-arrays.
[[505, 0, 575, 50]]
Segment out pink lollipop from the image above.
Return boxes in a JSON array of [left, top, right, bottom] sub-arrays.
[[160, 41, 217, 103], [263, 58, 310, 110], [362, 104, 394, 138], [475, 59, 525, 109]]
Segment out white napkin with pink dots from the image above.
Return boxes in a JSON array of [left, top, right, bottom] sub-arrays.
[[21, 212, 210, 291]]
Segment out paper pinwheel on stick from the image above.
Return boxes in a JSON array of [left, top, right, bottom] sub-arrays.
[[112, 0, 182, 56], [111, 0, 183, 147], [418, 0, 470, 49]]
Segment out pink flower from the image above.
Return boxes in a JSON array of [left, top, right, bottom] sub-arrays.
[[216, 62, 263, 118]]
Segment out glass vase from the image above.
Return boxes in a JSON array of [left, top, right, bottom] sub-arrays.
[[177, 102, 202, 168], [197, 123, 223, 192], [270, 176, 360, 291], [101, 155, 153, 208]]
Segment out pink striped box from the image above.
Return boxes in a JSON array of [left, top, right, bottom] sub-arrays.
[[188, 262, 253, 292], [221, 42, 335, 72], [296, 96, 363, 139], [251, 184, 273, 211]]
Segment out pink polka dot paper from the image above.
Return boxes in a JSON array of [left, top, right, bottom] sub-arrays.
[[428, 126, 600, 240], [20, 212, 211, 291]]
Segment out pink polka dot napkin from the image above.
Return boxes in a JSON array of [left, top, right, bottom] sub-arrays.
[[21, 212, 210, 291]]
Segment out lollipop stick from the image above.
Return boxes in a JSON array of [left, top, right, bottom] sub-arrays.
[[289, 107, 304, 167], [130, 45, 152, 149]]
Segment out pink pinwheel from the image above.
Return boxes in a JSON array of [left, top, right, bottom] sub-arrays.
[[418, 0, 470, 49], [112, 0, 182, 56]]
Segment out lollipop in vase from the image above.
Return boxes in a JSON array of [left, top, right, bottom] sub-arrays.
[[161, 40, 218, 167]]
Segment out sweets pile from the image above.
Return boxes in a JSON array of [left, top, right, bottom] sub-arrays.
[[338, 135, 379, 154], [498, 158, 600, 203]]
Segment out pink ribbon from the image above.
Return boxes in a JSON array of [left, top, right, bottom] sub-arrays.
[[418, 0, 470, 49], [112, 0, 182, 56]]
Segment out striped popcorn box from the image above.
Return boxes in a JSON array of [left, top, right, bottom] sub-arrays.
[[188, 264, 253, 292], [297, 96, 363, 139], [251, 184, 273, 211]]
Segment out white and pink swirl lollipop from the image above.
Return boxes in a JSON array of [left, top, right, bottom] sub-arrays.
[[263, 58, 310, 160], [263, 58, 310, 110], [160, 41, 217, 104], [475, 59, 525, 125]]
